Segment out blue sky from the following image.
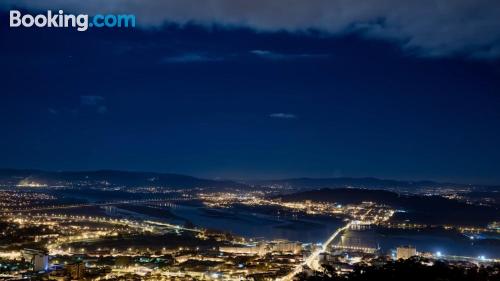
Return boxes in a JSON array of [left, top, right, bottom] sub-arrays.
[[1, 2, 500, 184]]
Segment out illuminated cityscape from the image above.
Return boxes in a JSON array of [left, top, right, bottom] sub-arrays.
[[2, 0, 500, 280], [0, 176, 498, 280]]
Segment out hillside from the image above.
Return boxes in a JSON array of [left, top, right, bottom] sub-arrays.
[[278, 188, 500, 227]]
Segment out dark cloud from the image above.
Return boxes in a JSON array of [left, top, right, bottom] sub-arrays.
[[269, 113, 297, 119], [80, 95, 107, 114], [80, 95, 104, 106], [97, 105, 108, 114], [160, 53, 223, 63], [3, 0, 500, 59], [250, 50, 329, 60]]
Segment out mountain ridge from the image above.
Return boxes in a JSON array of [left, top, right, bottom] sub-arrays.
[[1, 169, 499, 190], [0, 168, 245, 189], [255, 176, 499, 190]]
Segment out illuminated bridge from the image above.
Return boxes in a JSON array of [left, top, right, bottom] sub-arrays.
[[330, 244, 378, 253], [279, 221, 352, 281]]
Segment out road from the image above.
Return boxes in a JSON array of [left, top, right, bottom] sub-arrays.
[[279, 221, 352, 281]]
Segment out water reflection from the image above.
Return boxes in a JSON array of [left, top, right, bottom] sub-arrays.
[[171, 205, 344, 243], [339, 227, 500, 259]]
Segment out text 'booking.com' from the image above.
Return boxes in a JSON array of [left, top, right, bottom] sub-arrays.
[[9, 10, 136, 31]]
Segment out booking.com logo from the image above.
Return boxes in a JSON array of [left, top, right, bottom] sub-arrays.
[[10, 10, 136, 31]]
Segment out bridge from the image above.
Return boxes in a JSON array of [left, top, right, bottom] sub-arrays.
[[279, 221, 352, 281], [330, 244, 378, 253], [0, 198, 187, 213]]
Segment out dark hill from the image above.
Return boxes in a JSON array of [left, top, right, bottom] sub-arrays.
[[278, 188, 500, 227]]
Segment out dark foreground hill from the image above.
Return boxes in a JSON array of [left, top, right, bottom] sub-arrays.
[[299, 258, 500, 281]]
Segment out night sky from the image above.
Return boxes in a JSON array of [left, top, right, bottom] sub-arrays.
[[1, 1, 500, 184]]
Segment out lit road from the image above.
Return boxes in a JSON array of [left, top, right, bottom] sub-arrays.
[[144, 220, 201, 233], [0, 198, 184, 213], [440, 254, 500, 263], [280, 221, 352, 281], [41, 215, 201, 256]]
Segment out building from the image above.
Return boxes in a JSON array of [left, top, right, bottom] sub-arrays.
[[115, 256, 131, 268], [21, 249, 49, 272], [488, 221, 499, 231], [33, 254, 49, 272], [49, 268, 68, 281], [67, 261, 85, 280], [219, 243, 267, 256], [396, 246, 417, 260], [271, 241, 302, 254]]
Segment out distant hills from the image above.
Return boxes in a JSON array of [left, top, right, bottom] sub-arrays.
[[278, 187, 402, 205], [1, 168, 498, 191], [1, 169, 498, 226], [255, 177, 498, 191], [0, 169, 245, 189]]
